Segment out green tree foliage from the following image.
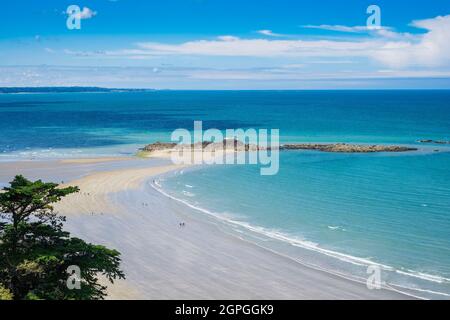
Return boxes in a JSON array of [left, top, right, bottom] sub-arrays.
[[0, 284, 13, 300], [0, 175, 125, 300]]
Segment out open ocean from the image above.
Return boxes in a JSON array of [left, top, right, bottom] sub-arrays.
[[1, 90, 450, 298]]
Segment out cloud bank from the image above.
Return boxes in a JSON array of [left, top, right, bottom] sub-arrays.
[[91, 14, 447, 70]]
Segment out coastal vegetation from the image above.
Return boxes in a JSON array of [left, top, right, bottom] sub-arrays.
[[0, 175, 124, 300]]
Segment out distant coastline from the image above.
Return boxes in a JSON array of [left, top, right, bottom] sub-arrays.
[[0, 87, 154, 94]]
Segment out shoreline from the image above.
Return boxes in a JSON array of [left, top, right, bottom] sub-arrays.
[[150, 169, 443, 300], [0, 156, 414, 299]]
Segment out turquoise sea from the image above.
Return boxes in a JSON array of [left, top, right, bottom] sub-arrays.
[[1, 90, 450, 298]]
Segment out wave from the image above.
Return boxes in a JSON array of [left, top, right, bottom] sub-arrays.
[[0, 145, 138, 160], [396, 269, 450, 284], [327, 225, 346, 231], [150, 178, 450, 299], [182, 190, 196, 197]]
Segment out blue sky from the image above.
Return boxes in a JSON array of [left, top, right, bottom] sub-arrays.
[[1, 0, 449, 89]]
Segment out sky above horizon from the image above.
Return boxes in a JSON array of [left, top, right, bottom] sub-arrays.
[[1, 0, 449, 89]]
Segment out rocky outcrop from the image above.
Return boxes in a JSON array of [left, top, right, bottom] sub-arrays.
[[141, 139, 262, 153], [141, 142, 177, 152], [141, 141, 417, 155], [279, 143, 417, 153], [417, 139, 450, 144]]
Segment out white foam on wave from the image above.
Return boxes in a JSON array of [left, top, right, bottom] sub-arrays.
[[182, 190, 196, 197], [388, 283, 450, 298], [0, 144, 138, 161], [327, 225, 347, 232], [396, 269, 450, 284], [153, 179, 162, 188], [0, 148, 85, 160], [150, 178, 450, 297], [230, 220, 394, 269]]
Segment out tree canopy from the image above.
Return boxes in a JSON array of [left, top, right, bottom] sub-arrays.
[[0, 175, 125, 300]]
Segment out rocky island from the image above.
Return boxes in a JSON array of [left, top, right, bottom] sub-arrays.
[[139, 141, 418, 156], [417, 139, 450, 144], [140, 139, 261, 154], [279, 143, 417, 153]]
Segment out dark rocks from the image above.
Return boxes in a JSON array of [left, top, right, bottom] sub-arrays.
[[141, 142, 177, 152], [280, 143, 417, 153], [418, 139, 434, 143], [141, 139, 262, 154], [417, 139, 450, 144], [141, 141, 418, 155]]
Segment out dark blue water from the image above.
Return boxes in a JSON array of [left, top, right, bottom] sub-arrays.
[[1, 91, 449, 157]]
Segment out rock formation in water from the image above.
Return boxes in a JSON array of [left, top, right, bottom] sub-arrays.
[[141, 141, 417, 154], [279, 143, 417, 153], [417, 139, 450, 144], [141, 142, 178, 152], [141, 139, 262, 153]]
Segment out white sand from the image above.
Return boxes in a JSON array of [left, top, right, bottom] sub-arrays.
[[60, 157, 133, 164], [55, 164, 186, 216]]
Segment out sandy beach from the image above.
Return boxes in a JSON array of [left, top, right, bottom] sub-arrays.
[[0, 157, 413, 300]]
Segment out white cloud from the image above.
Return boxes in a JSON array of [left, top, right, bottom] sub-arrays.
[[257, 30, 284, 37], [301, 24, 373, 33], [76, 7, 97, 20], [188, 68, 450, 81], [308, 60, 355, 64], [135, 37, 383, 58], [300, 24, 409, 40], [128, 15, 449, 69], [281, 64, 305, 69], [1, 65, 449, 89], [216, 35, 240, 41], [58, 13, 450, 81], [374, 15, 450, 68]]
